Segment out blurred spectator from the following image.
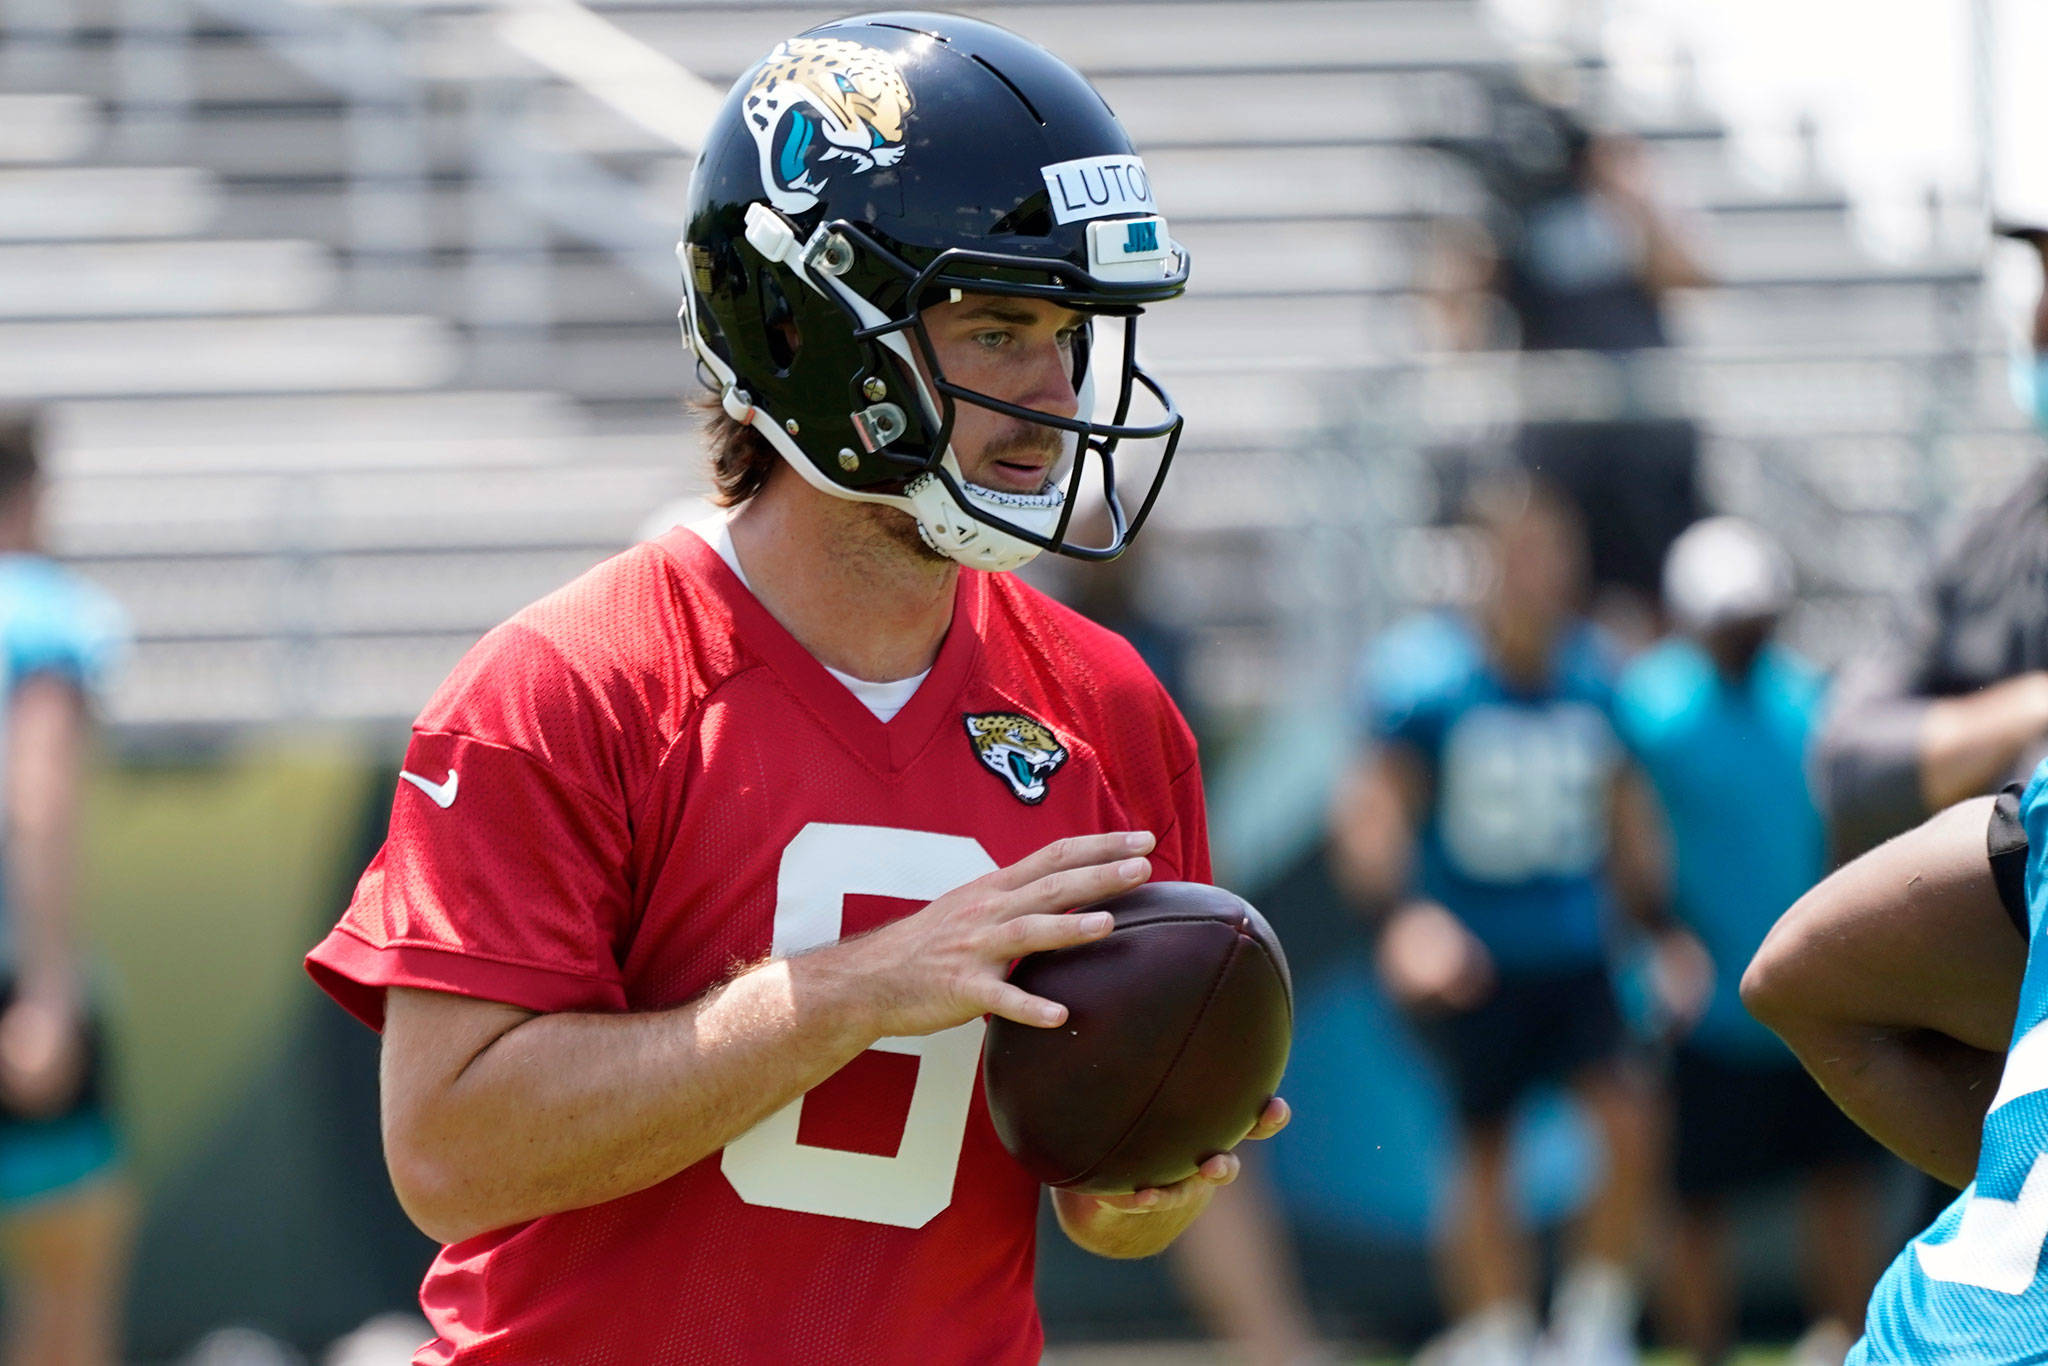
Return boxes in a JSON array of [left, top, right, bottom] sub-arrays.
[[1428, 75, 1710, 647], [1329, 473, 1674, 1366], [0, 411, 133, 1366], [1614, 520, 1883, 1366], [1817, 223, 2048, 860]]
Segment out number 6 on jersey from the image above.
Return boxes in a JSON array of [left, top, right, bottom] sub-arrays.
[[720, 824, 998, 1228]]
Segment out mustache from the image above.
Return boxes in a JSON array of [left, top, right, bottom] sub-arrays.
[[981, 430, 1067, 465]]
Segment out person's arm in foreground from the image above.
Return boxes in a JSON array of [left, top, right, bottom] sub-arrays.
[[0, 674, 89, 1116], [384, 831, 1153, 1245], [1742, 796, 2027, 1188]]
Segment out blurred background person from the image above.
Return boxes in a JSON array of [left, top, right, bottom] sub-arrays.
[[1818, 219, 2048, 861], [0, 412, 131, 1366], [1427, 73, 1711, 648], [1330, 473, 1665, 1366], [1614, 518, 1884, 1366]]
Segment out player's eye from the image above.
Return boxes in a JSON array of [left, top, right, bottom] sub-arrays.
[[973, 330, 1012, 351]]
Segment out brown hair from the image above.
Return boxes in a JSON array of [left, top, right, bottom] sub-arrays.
[[698, 401, 780, 508], [0, 408, 42, 504]]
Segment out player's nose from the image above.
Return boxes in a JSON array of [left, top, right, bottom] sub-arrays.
[[1020, 339, 1080, 421]]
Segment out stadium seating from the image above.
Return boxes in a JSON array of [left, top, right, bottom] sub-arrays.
[[0, 0, 2007, 728]]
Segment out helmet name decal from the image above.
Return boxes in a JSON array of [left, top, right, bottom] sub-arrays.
[[964, 711, 1070, 805], [743, 38, 914, 214], [1041, 154, 1156, 225]]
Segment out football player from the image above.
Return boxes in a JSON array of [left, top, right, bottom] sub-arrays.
[[1745, 777, 2048, 1360], [1617, 520, 1881, 1366], [305, 14, 1284, 1363], [1330, 474, 1671, 1366]]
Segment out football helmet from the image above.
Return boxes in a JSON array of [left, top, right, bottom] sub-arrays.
[[678, 11, 1189, 571]]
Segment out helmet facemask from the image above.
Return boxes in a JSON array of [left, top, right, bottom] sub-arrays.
[[682, 206, 1185, 573]]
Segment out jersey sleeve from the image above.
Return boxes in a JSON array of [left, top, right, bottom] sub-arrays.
[[1166, 749, 1213, 886], [2006, 761, 2048, 943], [1355, 615, 1460, 756], [307, 626, 641, 1030], [8, 571, 127, 697]]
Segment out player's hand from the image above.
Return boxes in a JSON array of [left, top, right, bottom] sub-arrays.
[[1377, 900, 1493, 1014], [1081, 1097, 1291, 1216], [0, 983, 86, 1118], [847, 831, 1154, 1039], [1648, 927, 1715, 1038]]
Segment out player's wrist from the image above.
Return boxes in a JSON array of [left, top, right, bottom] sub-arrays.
[[783, 936, 897, 1050]]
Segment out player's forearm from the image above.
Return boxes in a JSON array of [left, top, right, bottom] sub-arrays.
[[1052, 1183, 1214, 1260], [1772, 1019, 2001, 1188], [1744, 796, 2024, 1185], [384, 946, 885, 1244], [1918, 672, 2048, 812], [5, 679, 82, 1004], [1328, 752, 1422, 914], [6, 813, 75, 1003]]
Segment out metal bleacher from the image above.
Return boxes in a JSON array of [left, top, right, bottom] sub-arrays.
[[0, 0, 2013, 729]]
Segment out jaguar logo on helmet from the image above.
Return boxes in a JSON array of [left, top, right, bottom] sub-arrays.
[[965, 712, 1069, 805], [741, 38, 914, 213]]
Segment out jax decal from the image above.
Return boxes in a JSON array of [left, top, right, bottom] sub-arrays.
[[742, 38, 914, 215]]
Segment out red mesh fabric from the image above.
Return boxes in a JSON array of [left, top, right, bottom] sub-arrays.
[[306, 528, 1210, 1365]]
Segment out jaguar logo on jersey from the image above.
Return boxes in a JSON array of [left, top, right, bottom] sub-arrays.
[[964, 711, 1070, 805], [741, 38, 914, 214]]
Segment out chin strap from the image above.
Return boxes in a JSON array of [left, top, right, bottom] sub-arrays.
[[904, 464, 1065, 573]]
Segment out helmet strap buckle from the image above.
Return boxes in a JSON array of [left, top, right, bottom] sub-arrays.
[[852, 402, 908, 452]]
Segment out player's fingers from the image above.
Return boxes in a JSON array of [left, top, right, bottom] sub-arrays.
[[1003, 856, 1151, 919], [1086, 1187, 1161, 1213], [1197, 1152, 1240, 1185], [1245, 1096, 1291, 1141], [990, 910, 1114, 958], [987, 831, 1155, 892], [978, 981, 1070, 1030]]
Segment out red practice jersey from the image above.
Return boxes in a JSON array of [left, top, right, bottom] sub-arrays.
[[306, 527, 1210, 1366]]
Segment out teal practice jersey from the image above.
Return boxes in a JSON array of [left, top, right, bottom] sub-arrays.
[[1613, 640, 1828, 1063], [1357, 611, 1622, 972], [1854, 762, 2048, 1362]]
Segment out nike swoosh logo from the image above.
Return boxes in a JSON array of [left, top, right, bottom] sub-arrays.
[[398, 768, 459, 809]]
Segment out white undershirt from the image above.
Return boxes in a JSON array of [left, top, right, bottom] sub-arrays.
[[687, 512, 930, 724]]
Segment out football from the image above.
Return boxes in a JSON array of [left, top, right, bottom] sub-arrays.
[[981, 881, 1293, 1194]]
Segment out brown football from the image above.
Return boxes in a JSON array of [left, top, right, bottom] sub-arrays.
[[981, 881, 1293, 1194]]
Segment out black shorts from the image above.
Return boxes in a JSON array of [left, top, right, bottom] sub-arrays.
[[0, 976, 120, 1208], [1514, 418, 1702, 600], [1411, 963, 1627, 1126], [1672, 1045, 1880, 1201]]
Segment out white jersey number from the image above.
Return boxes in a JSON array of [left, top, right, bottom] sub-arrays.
[[719, 823, 996, 1229], [1916, 1019, 2048, 1294], [1437, 702, 1612, 884]]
